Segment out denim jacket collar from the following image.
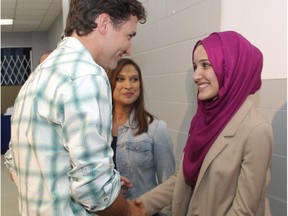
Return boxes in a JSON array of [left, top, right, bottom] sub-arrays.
[[124, 109, 138, 129]]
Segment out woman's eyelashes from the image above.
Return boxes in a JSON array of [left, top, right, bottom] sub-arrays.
[[115, 76, 139, 83], [193, 61, 211, 72]]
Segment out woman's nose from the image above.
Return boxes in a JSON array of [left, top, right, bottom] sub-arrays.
[[193, 69, 201, 82], [124, 80, 132, 88]]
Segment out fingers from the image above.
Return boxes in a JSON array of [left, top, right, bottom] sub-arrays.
[[120, 176, 133, 188], [134, 198, 144, 206], [127, 199, 147, 216], [120, 176, 133, 195], [121, 188, 128, 195]]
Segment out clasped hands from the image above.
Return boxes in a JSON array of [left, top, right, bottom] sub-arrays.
[[121, 176, 147, 216]]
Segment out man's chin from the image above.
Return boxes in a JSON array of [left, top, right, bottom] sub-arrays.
[[107, 64, 117, 71], [101, 62, 114, 71], [108, 60, 119, 70]]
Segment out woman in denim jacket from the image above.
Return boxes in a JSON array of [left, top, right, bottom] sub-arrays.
[[107, 58, 175, 216]]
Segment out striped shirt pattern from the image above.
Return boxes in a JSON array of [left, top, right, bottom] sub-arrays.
[[5, 37, 120, 215]]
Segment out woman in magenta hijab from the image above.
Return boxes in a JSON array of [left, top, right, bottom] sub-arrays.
[[139, 31, 273, 216]]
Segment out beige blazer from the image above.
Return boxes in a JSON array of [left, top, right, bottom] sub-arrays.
[[140, 99, 273, 216]]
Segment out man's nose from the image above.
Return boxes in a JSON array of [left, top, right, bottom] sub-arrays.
[[125, 44, 132, 56]]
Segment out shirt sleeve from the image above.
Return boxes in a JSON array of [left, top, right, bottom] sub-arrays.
[[152, 120, 176, 183], [62, 75, 120, 212], [4, 144, 13, 172]]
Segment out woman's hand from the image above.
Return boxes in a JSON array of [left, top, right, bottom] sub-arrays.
[[120, 176, 133, 194]]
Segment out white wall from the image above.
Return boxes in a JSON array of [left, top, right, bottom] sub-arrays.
[[47, 12, 64, 50], [62, 0, 69, 29], [221, 0, 287, 79], [1, 31, 48, 70], [1, 12, 64, 69]]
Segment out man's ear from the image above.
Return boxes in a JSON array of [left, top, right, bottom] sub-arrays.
[[96, 13, 111, 35]]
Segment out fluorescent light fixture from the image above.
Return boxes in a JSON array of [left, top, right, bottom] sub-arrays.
[[0, 19, 13, 25]]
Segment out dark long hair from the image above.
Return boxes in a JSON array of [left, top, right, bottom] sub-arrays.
[[107, 58, 154, 135], [65, 0, 147, 36]]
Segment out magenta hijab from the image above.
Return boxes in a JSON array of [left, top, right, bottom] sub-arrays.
[[183, 31, 263, 186]]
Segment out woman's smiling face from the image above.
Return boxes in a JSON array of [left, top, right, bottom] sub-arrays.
[[113, 64, 140, 108], [193, 44, 219, 101]]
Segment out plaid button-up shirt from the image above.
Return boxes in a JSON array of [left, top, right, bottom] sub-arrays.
[[5, 37, 120, 215]]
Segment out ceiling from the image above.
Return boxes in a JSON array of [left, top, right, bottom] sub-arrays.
[[1, 0, 62, 33]]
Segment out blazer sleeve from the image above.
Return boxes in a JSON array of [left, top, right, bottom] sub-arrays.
[[228, 123, 273, 216], [139, 174, 177, 216]]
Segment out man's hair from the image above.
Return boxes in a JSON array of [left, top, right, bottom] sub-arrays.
[[64, 0, 147, 36]]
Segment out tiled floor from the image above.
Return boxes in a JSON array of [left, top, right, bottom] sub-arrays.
[[1, 155, 20, 216]]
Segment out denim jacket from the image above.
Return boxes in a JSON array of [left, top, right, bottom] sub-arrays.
[[115, 111, 175, 200]]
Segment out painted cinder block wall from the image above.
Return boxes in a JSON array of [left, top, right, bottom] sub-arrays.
[[131, 0, 287, 215]]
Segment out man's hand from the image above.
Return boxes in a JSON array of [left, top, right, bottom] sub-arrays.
[[120, 176, 132, 194], [127, 198, 147, 216]]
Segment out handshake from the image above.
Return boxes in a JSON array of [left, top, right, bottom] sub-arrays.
[[121, 176, 147, 216], [96, 175, 147, 216], [126, 198, 147, 216]]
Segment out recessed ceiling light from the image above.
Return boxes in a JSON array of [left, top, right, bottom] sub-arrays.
[[0, 19, 13, 25]]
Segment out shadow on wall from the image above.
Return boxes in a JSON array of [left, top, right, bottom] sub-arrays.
[[268, 102, 287, 216], [175, 68, 198, 164], [271, 102, 287, 154]]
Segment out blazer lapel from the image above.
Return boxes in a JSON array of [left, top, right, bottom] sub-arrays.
[[193, 98, 253, 193], [194, 135, 228, 192]]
